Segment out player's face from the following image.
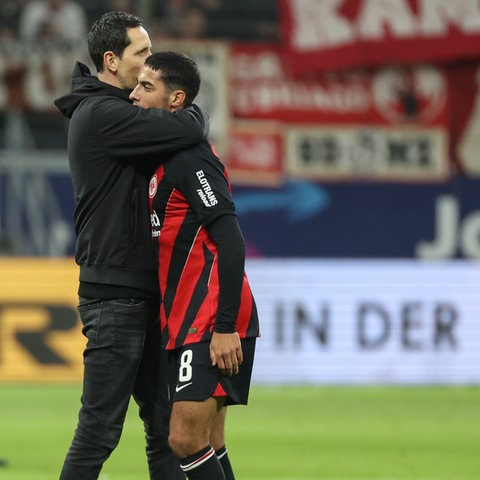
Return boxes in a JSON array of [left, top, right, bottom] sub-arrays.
[[115, 26, 152, 89], [130, 65, 172, 110]]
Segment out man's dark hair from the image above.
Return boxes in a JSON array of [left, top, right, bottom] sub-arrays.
[[145, 51, 201, 107], [88, 11, 143, 73]]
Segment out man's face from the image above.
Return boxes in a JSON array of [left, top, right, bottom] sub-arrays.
[[130, 65, 172, 110], [116, 26, 152, 89]]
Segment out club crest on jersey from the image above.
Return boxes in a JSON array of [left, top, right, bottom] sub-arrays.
[[196, 170, 218, 207], [149, 175, 158, 198]]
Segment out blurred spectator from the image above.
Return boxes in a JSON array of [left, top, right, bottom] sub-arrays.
[[193, 0, 278, 42], [151, 0, 188, 26], [148, 0, 200, 38], [105, 0, 135, 15], [81, 0, 138, 29], [18, 0, 88, 46], [150, 0, 278, 42], [174, 6, 208, 38], [0, 0, 27, 41]]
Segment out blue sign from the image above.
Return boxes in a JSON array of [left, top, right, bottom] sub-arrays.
[[2, 160, 479, 259], [233, 177, 480, 259]]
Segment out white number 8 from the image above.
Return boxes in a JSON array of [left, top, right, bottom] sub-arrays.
[[179, 349, 193, 382]]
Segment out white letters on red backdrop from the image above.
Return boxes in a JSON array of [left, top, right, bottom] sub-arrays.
[[229, 43, 480, 178], [280, 0, 480, 76]]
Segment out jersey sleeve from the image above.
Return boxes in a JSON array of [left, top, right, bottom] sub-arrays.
[[207, 215, 246, 333], [174, 149, 236, 227]]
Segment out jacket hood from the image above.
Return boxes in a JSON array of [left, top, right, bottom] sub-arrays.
[[54, 62, 132, 118]]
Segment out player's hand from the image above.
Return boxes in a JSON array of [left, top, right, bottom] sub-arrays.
[[210, 332, 243, 377]]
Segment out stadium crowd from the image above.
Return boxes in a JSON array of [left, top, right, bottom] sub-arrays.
[[0, 0, 278, 151], [0, 0, 279, 44]]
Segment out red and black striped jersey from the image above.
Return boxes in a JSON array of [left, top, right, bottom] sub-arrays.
[[148, 139, 260, 350]]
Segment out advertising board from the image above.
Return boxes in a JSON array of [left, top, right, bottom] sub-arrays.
[[1, 259, 478, 385]]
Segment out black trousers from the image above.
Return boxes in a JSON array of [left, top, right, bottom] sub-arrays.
[[59, 297, 184, 480]]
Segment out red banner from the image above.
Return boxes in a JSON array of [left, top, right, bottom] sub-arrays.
[[227, 121, 284, 184], [230, 44, 448, 127], [280, 0, 480, 77], [229, 43, 480, 179]]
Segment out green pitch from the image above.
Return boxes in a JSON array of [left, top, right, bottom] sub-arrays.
[[0, 384, 479, 479]]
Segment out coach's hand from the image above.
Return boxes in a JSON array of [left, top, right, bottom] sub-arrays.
[[210, 332, 243, 377]]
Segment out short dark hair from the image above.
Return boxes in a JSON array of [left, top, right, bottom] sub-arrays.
[[88, 11, 143, 73], [145, 51, 201, 107]]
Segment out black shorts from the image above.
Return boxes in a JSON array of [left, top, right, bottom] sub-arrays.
[[167, 337, 256, 406]]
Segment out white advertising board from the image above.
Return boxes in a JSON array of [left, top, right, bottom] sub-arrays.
[[246, 259, 480, 385], [286, 126, 448, 182]]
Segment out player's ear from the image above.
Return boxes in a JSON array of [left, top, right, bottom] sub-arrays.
[[170, 90, 186, 109], [103, 51, 118, 73]]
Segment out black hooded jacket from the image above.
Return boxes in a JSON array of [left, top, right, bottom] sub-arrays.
[[54, 62, 209, 298]]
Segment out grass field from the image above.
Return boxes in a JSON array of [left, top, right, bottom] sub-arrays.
[[0, 384, 479, 480]]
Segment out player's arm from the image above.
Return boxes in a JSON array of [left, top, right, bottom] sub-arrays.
[[206, 214, 245, 377], [93, 99, 209, 159], [177, 150, 244, 376]]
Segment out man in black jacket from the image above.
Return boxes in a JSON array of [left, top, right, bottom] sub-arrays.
[[54, 11, 208, 480]]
